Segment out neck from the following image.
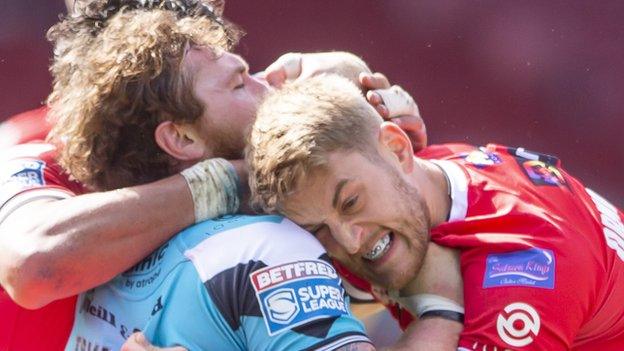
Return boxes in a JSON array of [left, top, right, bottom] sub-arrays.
[[410, 157, 451, 228]]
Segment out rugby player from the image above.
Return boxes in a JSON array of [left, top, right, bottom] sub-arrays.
[[247, 75, 624, 350], [0, 1, 427, 350]]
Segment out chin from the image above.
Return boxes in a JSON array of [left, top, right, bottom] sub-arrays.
[[370, 268, 415, 291], [385, 275, 413, 291]]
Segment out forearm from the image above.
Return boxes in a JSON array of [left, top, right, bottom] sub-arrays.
[[0, 174, 194, 308], [337, 342, 376, 351], [382, 318, 462, 351]]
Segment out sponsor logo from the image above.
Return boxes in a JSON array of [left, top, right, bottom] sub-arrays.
[[81, 296, 117, 328], [483, 248, 555, 289], [151, 296, 164, 316], [121, 244, 168, 290], [250, 260, 348, 335], [586, 188, 624, 261], [123, 244, 169, 277], [265, 289, 300, 324], [497, 302, 540, 347], [510, 147, 560, 165], [461, 148, 502, 168], [521, 160, 565, 186], [1, 159, 46, 187], [74, 336, 112, 351]]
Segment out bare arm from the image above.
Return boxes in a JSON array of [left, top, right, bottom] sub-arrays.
[[337, 342, 376, 351], [0, 174, 194, 309], [381, 243, 464, 351], [382, 318, 462, 351]]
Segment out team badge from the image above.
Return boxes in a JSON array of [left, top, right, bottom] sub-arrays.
[[483, 248, 555, 289], [497, 302, 540, 347], [250, 260, 349, 335], [521, 160, 565, 186], [460, 148, 502, 168], [1, 159, 46, 187], [0, 159, 47, 204]]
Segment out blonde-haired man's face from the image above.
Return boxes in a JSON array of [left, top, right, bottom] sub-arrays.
[[282, 149, 431, 291]]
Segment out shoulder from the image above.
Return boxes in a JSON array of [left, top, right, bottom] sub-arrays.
[[178, 215, 326, 282], [418, 143, 477, 160], [0, 142, 84, 222]]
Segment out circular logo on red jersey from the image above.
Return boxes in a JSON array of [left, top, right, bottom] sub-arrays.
[[496, 302, 541, 347]]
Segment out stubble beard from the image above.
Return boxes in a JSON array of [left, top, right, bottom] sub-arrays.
[[382, 164, 432, 290]]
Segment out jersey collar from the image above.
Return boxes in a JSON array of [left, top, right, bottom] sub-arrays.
[[430, 160, 468, 222]]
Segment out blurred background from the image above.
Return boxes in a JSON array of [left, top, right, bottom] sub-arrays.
[[0, 0, 622, 206]]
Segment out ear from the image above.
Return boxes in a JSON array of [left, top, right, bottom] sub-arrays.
[[154, 121, 208, 161], [378, 121, 415, 173]]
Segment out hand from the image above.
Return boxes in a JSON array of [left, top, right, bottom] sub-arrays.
[[121, 332, 187, 351], [361, 73, 428, 152], [261, 51, 370, 88]]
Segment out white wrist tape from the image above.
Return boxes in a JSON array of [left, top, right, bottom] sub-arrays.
[[390, 292, 464, 318], [180, 158, 240, 223], [374, 85, 419, 118], [281, 52, 303, 80]]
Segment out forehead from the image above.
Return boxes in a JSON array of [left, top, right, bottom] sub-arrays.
[[283, 151, 370, 220], [183, 47, 243, 85]]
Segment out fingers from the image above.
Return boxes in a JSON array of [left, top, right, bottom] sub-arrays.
[[359, 72, 391, 91], [121, 332, 151, 351], [121, 332, 188, 351], [392, 116, 427, 152], [374, 85, 419, 118], [366, 91, 390, 119], [375, 104, 390, 119], [366, 90, 383, 106], [368, 85, 428, 151], [263, 53, 303, 88]]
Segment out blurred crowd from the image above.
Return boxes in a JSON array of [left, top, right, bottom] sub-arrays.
[[0, 0, 621, 205]]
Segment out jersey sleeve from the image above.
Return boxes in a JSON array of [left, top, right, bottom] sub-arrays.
[[241, 255, 370, 351], [0, 143, 81, 223], [142, 264, 245, 351], [183, 216, 372, 351], [456, 245, 592, 350]]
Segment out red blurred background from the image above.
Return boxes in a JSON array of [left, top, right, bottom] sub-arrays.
[[0, 0, 622, 206]]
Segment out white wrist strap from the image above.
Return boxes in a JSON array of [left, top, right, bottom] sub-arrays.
[[180, 158, 240, 223], [374, 85, 419, 118], [390, 292, 464, 318]]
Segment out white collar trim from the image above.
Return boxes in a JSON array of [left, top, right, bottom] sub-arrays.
[[430, 160, 468, 222]]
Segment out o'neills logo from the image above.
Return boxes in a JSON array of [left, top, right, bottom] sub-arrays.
[[250, 260, 338, 290]]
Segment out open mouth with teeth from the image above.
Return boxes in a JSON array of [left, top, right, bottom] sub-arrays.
[[363, 232, 394, 261]]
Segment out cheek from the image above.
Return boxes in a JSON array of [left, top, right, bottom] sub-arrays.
[[316, 230, 345, 258], [231, 96, 258, 126]]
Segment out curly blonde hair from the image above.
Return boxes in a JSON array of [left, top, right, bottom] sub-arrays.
[[47, 6, 241, 190]]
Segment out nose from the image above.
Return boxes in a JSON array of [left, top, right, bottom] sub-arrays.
[[328, 221, 365, 255], [247, 73, 271, 95]]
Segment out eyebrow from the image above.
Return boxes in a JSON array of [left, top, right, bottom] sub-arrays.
[[332, 179, 350, 209], [225, 60, 248, 86]]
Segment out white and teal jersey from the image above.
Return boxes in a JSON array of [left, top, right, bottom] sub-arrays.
[[65, 215, 369, 351]]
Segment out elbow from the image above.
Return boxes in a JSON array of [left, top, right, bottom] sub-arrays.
[[1, 252, 58, 310]]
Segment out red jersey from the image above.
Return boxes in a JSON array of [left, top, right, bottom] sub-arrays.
[[0, 142, 85, 351], [343, 143, 624, 350], [0, 107, 52, 149]]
